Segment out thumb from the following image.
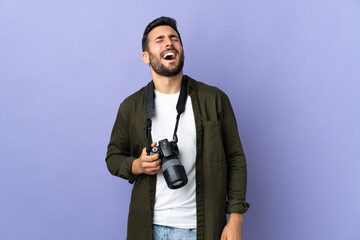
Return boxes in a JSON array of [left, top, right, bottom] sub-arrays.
[[151, 142, 157, 147]]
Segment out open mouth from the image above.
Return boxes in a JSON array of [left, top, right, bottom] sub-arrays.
[[162, 52, 176, 60]]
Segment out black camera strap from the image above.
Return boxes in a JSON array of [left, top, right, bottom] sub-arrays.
[[145, 75, 188, 153]]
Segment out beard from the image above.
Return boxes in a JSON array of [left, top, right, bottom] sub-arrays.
[[148, 48, 185, 77]]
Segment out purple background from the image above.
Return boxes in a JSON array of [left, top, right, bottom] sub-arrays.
[[1, 0, 359, 239]]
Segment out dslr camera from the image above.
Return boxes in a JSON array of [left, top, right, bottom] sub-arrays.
[[149, 139, 188, 189]]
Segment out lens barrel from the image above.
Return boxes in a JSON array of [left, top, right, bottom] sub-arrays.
[[163, 163, 188, 189]]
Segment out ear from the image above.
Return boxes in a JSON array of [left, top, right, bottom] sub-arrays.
[[142, 51, 150, 64]]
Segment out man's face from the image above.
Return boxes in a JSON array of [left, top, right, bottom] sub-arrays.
[[145, 25, 184, 77]]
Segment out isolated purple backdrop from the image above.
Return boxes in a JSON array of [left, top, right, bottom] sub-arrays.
[[1, 0, 359, 239]]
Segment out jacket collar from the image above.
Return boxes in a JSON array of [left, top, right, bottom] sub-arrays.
[[186, 75, 198, 93]]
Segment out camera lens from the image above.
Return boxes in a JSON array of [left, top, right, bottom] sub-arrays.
[[156, 139, 188, 189], [163, 162, 188, 189], [172, 181, 183, 187]]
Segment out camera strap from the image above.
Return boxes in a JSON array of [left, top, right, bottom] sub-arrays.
[[145, 75, 188, 153]]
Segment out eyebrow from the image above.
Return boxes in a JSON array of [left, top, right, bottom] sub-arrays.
[[169, 34, 178, 38], [154, 35, 165, 41]]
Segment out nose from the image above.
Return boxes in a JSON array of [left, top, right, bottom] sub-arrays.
[[164, 37, 173, 48]]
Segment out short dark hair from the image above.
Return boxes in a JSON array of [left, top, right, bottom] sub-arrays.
[[142, 16, 183, 52]]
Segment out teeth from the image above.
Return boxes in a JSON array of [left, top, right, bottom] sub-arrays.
[[163, 52, 175, 58]]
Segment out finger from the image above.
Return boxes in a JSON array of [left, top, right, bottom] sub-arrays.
[[143, 160, 161, 170], [140, 154, 159, 163], [148, 166, 162, 175], [146, 170, 159, 175], [151, 141, 157, 147], [149, 153, 160, 161], [144, 165, 161, 175], [153, 159, 161, 165], [142, 160, 161, 169], [144, 153, 160, 161]]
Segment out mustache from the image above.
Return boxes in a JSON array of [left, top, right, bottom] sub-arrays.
[[160, 47, 178, 56]]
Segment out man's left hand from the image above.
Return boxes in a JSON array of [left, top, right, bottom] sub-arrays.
[[220, 213, 243, 240]]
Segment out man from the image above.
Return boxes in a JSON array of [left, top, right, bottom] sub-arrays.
[[106, 16, 250, 240]]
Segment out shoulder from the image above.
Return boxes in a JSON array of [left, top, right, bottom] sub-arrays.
[[114, 86, 146, 120], [120, 86, 146, 109]]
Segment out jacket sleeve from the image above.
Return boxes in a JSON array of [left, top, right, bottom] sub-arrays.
[[105, 101, 139, 184], [220, 92, 250, 214]]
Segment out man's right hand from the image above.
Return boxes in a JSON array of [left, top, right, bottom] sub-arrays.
[[131, 142, 161, 175]]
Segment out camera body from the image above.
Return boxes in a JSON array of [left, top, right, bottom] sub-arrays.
[[149, 139, 188, 189]]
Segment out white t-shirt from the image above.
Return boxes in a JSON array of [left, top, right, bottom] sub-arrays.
[[152, 90, 197, 229]]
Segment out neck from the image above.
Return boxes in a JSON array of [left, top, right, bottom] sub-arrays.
[[151, 70, 183, 94]]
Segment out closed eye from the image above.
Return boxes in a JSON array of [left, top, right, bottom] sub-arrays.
[[154, 35, 165, 43], [170, 35, 179, 41]]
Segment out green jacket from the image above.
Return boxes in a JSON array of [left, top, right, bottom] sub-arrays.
[[106, 76, 250, 240]]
